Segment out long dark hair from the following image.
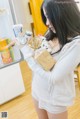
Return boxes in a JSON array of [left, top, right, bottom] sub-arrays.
[[44, 28, 57, 41], [41, 0, 80, 47]]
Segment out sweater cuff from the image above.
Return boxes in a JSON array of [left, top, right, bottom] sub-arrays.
[[20, 45, 34, 59], [25, 57, 41, 71]]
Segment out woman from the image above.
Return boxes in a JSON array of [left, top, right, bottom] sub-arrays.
[[20, 0, 80, 119]]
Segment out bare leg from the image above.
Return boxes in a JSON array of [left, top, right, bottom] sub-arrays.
[[32, 97, 49, 119], [47, 111, 68, 119]]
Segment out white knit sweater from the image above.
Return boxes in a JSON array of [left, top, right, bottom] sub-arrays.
[[21, 35, 80, 106]]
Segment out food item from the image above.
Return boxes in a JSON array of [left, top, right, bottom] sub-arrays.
[[35, 50, 56, 71], [0, 39, 14, 64], [1, 50, 13, 64], [27, 36, 42, 50]]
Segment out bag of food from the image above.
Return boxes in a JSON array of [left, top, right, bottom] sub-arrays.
[[27, 36, 42, 50], [35, 50, 56, 71]]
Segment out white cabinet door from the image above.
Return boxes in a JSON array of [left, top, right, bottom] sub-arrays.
[[0, 63, 25, 105], [0, 86, 5, 104]]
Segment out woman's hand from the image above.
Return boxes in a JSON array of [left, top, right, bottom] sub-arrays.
[[14, 38, 35, 59]]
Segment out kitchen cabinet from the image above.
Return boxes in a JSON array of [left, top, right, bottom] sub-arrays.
[[0, 62, 25, 105]]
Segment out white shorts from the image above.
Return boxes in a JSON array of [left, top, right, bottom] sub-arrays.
[[32, 92, 67, 114]]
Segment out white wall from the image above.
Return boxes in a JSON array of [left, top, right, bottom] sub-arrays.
[[12, 0, 33, 32], [22, 0, 33, 30]]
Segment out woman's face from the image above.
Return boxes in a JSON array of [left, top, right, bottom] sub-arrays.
[[43, 8, 56, 33]]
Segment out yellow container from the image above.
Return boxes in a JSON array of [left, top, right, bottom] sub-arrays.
[[0, 39, 8, 51]]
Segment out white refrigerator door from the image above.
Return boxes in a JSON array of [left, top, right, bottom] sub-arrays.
[[0, 0, 14, 39]]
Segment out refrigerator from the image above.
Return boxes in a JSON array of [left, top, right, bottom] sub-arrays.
[[0, 0, 25, 105]]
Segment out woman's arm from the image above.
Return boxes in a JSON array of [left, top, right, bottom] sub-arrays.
[[21, 40, 80, 85]]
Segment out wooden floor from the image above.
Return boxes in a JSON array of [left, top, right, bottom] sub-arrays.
[[0, 61, 80, 119]]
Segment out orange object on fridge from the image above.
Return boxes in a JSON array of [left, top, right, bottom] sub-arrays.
[[0, 39, 8, 51]]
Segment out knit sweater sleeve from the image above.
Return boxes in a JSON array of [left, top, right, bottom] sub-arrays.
[[21, 40, 80, 85]]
